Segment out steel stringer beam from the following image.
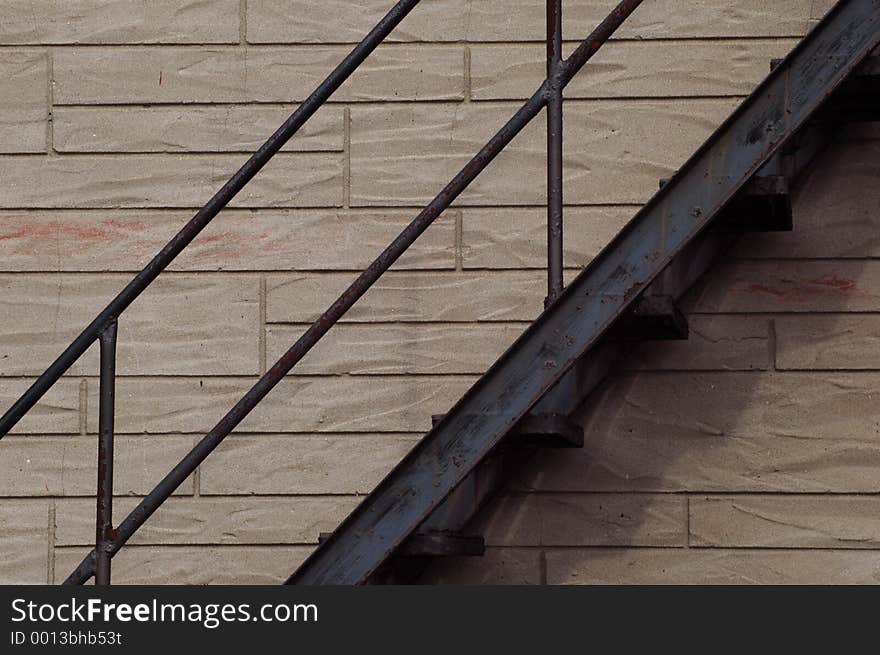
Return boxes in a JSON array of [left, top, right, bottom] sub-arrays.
[[288, 0, 880, 585]]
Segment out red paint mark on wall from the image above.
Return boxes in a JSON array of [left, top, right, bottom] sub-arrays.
[[0, 223, 105, 242], [808, 275, 859, 294], [743, 283, 789, 299]]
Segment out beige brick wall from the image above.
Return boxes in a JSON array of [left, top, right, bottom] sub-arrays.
[[1, 0, 871, 585]]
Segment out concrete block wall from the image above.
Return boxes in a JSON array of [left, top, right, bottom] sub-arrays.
[[0, 0, 864, 584]]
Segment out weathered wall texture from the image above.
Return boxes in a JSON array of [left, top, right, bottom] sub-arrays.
[[2, 0, 873, 585]]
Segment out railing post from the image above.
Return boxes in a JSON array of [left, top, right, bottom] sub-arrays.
[[95, 320, 117, 586], [546, 0, 564, 307]]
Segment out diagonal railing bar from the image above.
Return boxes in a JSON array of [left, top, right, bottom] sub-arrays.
[[0, 0, 423, 439], [60, 0, 643, 585]]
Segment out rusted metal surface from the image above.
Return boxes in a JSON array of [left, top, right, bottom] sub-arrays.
[[0, 0, 424, 439], [545, 0, 564, 306], [94, 321, 117, 587], [288, 0, 880, 585]]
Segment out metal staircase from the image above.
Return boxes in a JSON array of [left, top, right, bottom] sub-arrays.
[[0, 0, 878, 585]]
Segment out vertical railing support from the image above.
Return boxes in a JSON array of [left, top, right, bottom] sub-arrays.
[[95, 320, 117, 586], [545, 0, 564, 307]]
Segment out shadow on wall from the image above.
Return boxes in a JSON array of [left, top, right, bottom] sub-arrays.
[[423, 122, 880, 584]]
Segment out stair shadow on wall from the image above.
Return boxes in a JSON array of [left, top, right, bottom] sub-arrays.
[[422, 123, 880, 584]]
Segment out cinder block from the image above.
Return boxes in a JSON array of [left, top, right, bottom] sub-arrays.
[[0, 1, 240, 44], [471, 40, 797, 100], [350, 100, 736, 206], [200, 435, 419, 494], [0, 154, 342, 208], [776, 315, 880, 370], [54, 106, 344, 153], [461, 207, 631, 269], [0, 209, 453, 272], [0, 435, 195, 496], [690, 260, 880, 313], [0, 274, 259, 376], [690, 495, 880, 548], [546, 548, 880, 584], [473, 493, 686, 547], [0, 500, 49, 584], [55, 496, 359, 545], [0, 50, 47, 153], [267, 323, 523, 375], [99, 377, 472, 434], [626, 315, 770, 371], [54, 46, 464, 104], [54, 545, 312, 584], [0, 380, 81, 434], [266, 271, 547, 323]]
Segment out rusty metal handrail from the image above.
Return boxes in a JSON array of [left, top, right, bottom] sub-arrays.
[[0, 0, 643, 585]]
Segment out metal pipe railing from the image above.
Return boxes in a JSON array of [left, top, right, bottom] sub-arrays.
[[546, 0, 564, 306], [0, 0, 643, 585], [94, 321, 117, 586]]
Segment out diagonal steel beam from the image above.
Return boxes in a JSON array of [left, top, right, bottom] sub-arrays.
[[288, 0, 880, 585]]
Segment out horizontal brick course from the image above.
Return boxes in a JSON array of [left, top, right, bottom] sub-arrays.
[[461, 207, 631, 269], [267, 323, 524, 375], [266, 271, 547, 323], [0, 210, 454, 272], [546, 548, 880, 584], [0, 154, 342, 208], [690, 495, 880, 548], [56, 496, 358, 545], [54, 545, 312, 584], [0, 380, 81, 435], [470, 40, 797, 100], [472, 493, 687, 547], [200, 435, 419, 495], [350, 100, 736, 206], [775, 315, 880, 370], [0, 1, 241, 44], [53, 46, 465, 104], [247, 0, 821, 43], [0, 436, 195, 496], [690, 260, 880, 313], [92, 377, 471, 434], [54, 105, 344, 153]]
